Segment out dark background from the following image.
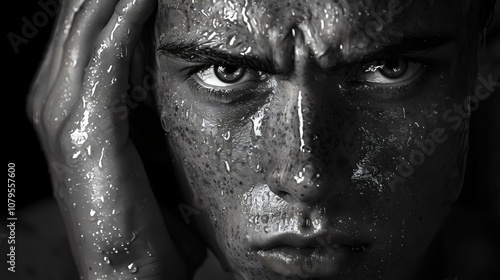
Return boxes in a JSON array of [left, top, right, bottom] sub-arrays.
[[5, 1, 55, 209], [3, 0, 499, 279]]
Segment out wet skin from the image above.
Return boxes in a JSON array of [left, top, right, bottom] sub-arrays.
[[154, 0, 476, 279]]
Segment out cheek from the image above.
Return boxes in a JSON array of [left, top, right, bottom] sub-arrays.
[[155, 67, 264, 221], [351, 73, 469, 197]]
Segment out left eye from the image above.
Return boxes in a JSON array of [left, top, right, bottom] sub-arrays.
[[350, 59, 423, 85], [195, 65, 264, 88]]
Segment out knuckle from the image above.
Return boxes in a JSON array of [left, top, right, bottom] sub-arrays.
[[26, 92, 38, 125], [41, 103, 61, 131]]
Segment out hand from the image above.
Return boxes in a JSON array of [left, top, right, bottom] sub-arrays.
[[27, 0, 202, 279]]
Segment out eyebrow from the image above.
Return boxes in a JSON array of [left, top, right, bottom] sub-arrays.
[[157, 34, 458, 73], [157, 42, 277, 73]]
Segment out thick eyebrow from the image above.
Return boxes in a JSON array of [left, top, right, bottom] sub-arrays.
[[157, 34, 458, 72], [157, 42, 277, 73]]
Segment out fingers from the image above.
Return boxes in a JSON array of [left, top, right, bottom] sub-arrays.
[[29, 0, 117, 143], [28, 0, 186, 278], [27, 0, 87, 135], [65, 0, 119, 72], [51, 0, 186, 279], [70, 0, 156, 150], [39, 0, 122, 143]]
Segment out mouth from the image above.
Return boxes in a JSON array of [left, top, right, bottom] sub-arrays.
[[250, 231, 371, 278]]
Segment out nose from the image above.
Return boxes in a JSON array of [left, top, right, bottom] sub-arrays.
[[265, 29, 344, 204]]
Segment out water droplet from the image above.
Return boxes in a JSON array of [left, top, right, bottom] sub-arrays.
[[254, 162, 262, 173], [301, 145, 312, 153], [250, 110, 264, 139], [294, 170, 305, 184], [104, 256, 110, 264], [228, 35, 237, 46], [72, 202, 77, 208], [127, 263, 138, 273], [89, 209, 97, 221]]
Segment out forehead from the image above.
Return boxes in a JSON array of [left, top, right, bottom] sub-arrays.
[[156, 0, 466, 66]]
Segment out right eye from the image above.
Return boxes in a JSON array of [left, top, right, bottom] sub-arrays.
[[195, 65, 265, 88], [213, 65, 247, 83]]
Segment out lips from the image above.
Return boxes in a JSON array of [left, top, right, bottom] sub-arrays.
[[252, 229, 368, 248], [249, 229, 372, 278]]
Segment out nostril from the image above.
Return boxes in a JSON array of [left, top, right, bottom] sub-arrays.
[[276, 191, 289, 198]]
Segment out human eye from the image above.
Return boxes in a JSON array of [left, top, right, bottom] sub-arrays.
[[346, 58, 428, 100], [187, 64, 269, 104]]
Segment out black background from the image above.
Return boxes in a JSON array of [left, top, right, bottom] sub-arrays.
[[5, 1, 55, 208], [3, 0, 500, 279]]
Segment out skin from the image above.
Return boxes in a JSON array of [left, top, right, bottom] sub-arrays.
[[27, 0, 486, 279], [28, 0, 187, 279], [154, 0, 476, 279]]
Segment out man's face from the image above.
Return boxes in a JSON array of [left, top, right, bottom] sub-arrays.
[[154, 0, 473, 279]]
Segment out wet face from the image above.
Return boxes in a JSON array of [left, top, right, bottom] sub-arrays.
[[154, 0, 476, 279]]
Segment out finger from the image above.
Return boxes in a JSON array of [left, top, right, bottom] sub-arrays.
[[28, 0, 87, 135], [55, 0, 186, 279], [45, 0, 87, 86], [70, 0, 157, 151], [39, 0, 121, 143], [63, 0, 120, 82], [34, 0, 87, 91]]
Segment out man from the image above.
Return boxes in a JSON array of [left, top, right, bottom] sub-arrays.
[[27, 0, 497, 279]]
